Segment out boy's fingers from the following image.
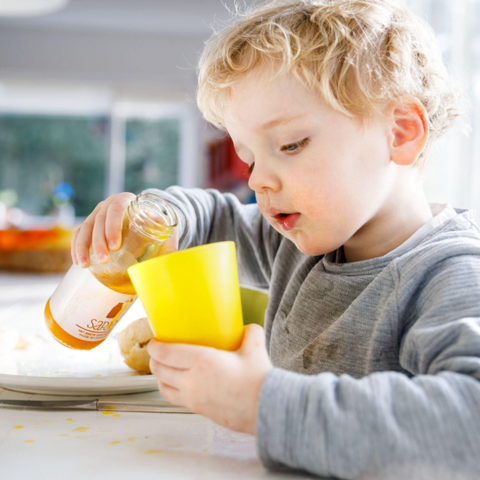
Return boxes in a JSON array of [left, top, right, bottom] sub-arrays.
[[74, 220, 95, 267], [159, 230, 179, 256], [105, 194, 135, 251], [150, 360, 186, 389], [91, 206, 110, 264], [70, 193, 134, 267], [158, 382, 183, 406], [239, 324, 266, 355], [74, 202, 103, 267], [147, 340, 212, 369], [71, 227, 80, 264]]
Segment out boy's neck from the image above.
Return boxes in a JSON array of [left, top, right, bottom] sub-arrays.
[[343, 180, 433, 263]]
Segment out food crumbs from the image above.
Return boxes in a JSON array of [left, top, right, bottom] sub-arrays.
[[145, 450, 162, 454], [72, 427, 89, 433], [101, 412, 114, 416], [24, 440, 34, 443], [128, 437, 136, 442], [109, 441, 120, 445], [14, 426, 24, 429]]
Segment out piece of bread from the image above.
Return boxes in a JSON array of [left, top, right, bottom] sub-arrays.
[[118, 317, 154, 374]]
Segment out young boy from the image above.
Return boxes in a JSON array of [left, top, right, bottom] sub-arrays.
[[71, 1, 480, 478]]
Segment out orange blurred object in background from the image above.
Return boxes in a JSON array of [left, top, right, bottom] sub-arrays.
[[0, 226, 74, 273]]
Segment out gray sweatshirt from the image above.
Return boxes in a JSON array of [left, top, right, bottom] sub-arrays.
[[153, 186, 480, 480]]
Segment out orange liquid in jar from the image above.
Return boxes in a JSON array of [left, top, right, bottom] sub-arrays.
[[91, 271, 136, 295], [44, 298, 106, 350]]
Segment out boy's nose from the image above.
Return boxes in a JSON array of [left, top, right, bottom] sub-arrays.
[[247, 162, 281, 194]]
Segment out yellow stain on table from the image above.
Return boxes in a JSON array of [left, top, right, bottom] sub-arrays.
[[101, 412, 114, 416], [65, 418, 74, 422], [171, 445, 183, 448], [14, 426, 24, 429], [113, 414, 120, 418], [72, 427, 89, 433], [58, 434, 69, 437], [145, 450, 162, 454], [24, 440, 34, 443], [35, 421, 52, 426], [109, 441, 120, 445], [128, 437, 137, 442]]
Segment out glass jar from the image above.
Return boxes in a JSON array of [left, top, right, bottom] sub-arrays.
[[44, 192, 177, 350]]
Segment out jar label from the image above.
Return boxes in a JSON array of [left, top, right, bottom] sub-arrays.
[[49, 265, 136, 342]]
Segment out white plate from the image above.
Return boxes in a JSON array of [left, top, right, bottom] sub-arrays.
[[0, 276, 157, 396], [0, 333, 158, 396]]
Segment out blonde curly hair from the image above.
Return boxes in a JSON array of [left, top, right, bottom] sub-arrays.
[[197, 0, 461, 166]]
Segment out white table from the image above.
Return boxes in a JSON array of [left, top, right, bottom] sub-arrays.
[[0, 273, 315, 480]]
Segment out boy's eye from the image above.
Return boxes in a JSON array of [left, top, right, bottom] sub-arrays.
[[280, 138, 309, 154]]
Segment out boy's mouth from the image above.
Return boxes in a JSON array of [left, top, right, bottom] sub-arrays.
[[266, 208, 301, 231]]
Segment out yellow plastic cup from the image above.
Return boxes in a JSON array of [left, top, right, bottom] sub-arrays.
[[127, 241, 244, 351]]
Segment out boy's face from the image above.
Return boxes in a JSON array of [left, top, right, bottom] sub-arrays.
[[223, 67, 395, 257]]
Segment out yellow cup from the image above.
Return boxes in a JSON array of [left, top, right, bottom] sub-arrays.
[[127, 241, 244, 351]]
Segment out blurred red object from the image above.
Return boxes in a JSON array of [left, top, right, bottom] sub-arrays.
[[208, 135, 249, 190]]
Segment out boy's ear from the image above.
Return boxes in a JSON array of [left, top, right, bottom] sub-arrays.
[[387, 96, 429, 166]]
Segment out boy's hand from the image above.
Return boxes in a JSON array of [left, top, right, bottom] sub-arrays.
[[71, 192, 179, 268], [72, 192, 136, 267], [147, 324, 273, 435]]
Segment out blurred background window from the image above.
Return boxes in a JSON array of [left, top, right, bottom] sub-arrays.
[[106, 102, 190, 203], [0, 91, 188, 224], [124, 118, 180, 194], [0, 114, 109, 217]]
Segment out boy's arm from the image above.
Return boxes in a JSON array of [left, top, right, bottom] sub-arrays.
[[147, 186, 282, 290], [257, 255, 480, 479]]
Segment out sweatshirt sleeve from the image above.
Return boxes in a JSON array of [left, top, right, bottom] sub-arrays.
[[146, 186, 282, 290], [256, 255, 480, 480]]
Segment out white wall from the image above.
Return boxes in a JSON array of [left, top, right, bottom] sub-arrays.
[[0, 25, 202, 94], [404, 0, 480, 223]]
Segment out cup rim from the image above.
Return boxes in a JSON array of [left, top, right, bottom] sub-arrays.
[[127, 240, 235, 274]]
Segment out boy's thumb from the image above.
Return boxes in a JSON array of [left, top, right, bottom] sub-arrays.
[[160, 229, 179, 256], [240, 323, 266, 354]]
